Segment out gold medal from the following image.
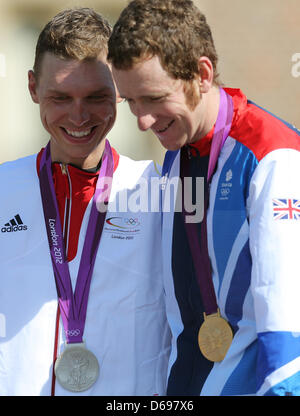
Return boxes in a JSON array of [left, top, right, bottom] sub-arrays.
[[55, 342, 99, 392], [198, 309, 233, 362]]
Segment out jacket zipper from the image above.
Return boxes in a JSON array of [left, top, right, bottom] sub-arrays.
[[61, 163, 71, 253]]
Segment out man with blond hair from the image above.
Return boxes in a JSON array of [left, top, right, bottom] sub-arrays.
[[109, 0, 300, 396], [0, 8, 170, 396]]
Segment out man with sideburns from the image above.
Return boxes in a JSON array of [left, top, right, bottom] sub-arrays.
[[108, 0, 300, 396]]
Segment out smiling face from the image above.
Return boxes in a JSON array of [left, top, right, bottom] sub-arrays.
[[28, 52, 116, 169], [112, 55, 211, 151]]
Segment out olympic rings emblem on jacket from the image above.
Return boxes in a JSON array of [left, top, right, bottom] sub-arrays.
[[66, 329, 81, 337]]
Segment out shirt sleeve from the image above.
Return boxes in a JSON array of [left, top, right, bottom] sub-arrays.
[[248, 148, 300, 396]]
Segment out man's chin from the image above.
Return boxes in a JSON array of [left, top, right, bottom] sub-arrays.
[[157, 137, 185, 152], [49, 136, 105, 167]]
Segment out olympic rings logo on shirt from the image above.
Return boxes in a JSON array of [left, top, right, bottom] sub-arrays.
[[66, 329, 81, 337], [124, 218, 140, 226]]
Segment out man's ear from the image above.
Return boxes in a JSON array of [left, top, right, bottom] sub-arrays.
[[107, 60, 123, 103], [28, 70, 39, 103], [112, 76, 124, 103], [197, 56, 214, 94], [116, 90, 124, 103]]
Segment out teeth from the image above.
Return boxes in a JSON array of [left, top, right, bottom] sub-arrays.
[[65, 128, 92, 137], [157, 120, 174, 133]]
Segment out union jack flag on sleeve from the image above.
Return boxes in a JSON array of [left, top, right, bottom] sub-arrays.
[[272, 198, 300, 220], [162, 88, 300, 396]]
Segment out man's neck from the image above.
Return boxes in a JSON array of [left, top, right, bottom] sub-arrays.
[[49, 140, 105, 171], [191, 85, 220, 144]]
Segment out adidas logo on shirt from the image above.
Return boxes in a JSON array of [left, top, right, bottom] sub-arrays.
[[1, 214, 27, 233]]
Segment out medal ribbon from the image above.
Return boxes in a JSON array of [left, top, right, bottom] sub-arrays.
[[39, 139, 113, 344], [181, 88, 234, 315]]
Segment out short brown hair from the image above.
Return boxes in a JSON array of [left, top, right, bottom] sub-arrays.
[[33, 8, 112, 80], [108, 0, 220, 84]]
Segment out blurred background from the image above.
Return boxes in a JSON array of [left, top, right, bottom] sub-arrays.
[[0, 0, 299, 165]]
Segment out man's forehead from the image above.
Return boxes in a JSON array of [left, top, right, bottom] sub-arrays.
[[41, 50, 107, 65], [115, 55, 180, 80], [39, 52, 109, 76], [38, 52, 113, 90], [113, 60, 182, 98]]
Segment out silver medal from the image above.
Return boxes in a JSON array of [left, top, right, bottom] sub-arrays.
[[55, 342, 99, 392]]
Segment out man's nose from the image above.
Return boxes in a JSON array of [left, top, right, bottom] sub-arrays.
[[68, 100, 89, 127], [136, 110, 156, 132]]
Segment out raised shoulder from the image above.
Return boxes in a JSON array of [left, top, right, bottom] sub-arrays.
[[230, 101, 300, 162]]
